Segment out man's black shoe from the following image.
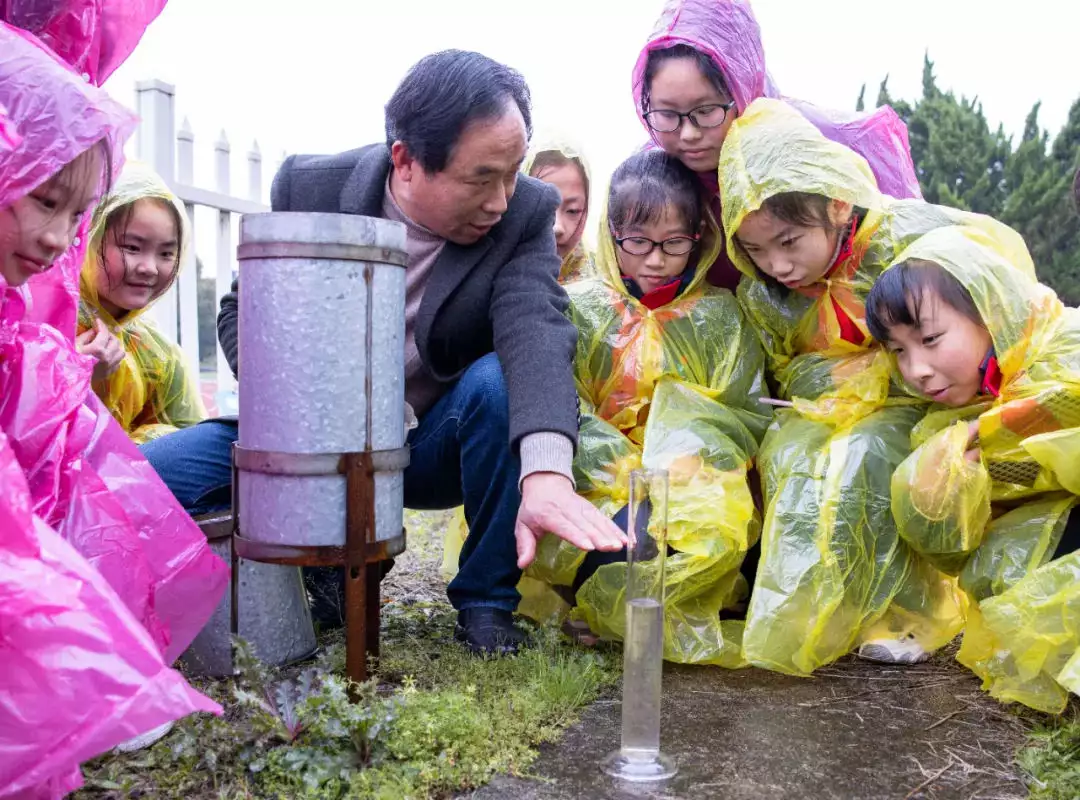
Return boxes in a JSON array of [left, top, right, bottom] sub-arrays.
[[454, 608, 526, 656]]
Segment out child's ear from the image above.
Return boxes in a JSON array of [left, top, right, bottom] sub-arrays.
[[827, 199, 854, 227]]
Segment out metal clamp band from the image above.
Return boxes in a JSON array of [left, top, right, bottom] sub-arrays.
[[193, 512, 233, 542], [232, 529, 407, 566], [237, 241, 407, 266], [233, 444, 410, 476]]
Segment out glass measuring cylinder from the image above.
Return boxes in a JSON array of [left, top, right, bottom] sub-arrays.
[[602, 468, 677, 782]]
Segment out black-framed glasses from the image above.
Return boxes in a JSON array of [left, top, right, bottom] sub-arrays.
[[614, 234, 699, 257], [643, 100, 736, 133]]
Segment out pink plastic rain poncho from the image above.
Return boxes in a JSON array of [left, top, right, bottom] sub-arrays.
[[1, 0, 167, 85], [2, 0, 167, 335], [630, 0, 922, 202], [0, 23, 227, 796]]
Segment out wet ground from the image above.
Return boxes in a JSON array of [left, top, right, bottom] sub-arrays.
[[468, 654, 1031, 800], [391, 512, 1033, 800]]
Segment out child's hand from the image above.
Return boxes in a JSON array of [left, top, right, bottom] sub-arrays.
[[76, 319, 124, 382], [964, 419, 981, 462]]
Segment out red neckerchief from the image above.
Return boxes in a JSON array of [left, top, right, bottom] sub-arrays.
[[980, 351, 1002, 398], [824, 218, 864, 345], [623, 275, 683, 310]]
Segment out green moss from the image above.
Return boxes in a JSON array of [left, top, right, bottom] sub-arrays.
[[1019, 710, 1080, 799], [76, 603, 617, 799]]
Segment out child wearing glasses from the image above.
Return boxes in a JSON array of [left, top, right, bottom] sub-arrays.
[[524, 148, 771, 667], [631, 0, 922, 291]]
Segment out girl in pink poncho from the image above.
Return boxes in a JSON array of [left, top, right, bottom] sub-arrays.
[[0, 23, 227, 797], [632, 0, 922, 291]]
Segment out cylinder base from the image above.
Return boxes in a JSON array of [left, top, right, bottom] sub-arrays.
[[601, 749, 678, 783]]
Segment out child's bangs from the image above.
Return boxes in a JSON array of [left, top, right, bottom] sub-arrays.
[[760, 191, 834, 230], [531, 150, 589, 199], [612, 183, 682, 232], [52, 138, 114, 200], [866, 258, 982, 343]]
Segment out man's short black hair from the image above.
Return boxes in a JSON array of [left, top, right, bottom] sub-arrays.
[[385, 49, 533, 174]]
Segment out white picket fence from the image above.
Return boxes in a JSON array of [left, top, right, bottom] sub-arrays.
[[133, 79, 277, 414]]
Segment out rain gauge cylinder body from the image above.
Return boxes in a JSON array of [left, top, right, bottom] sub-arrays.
[[232, 212, 409, 683]]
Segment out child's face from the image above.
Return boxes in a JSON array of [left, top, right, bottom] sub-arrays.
[[0, 148, 103, 288], [882, 289, 992, 407], [614, 205, 696, 293], [537, 162, 587, 259], [647, 57, 735, 174], [735, 202, 850, 289], [97, 198, 179, 318]]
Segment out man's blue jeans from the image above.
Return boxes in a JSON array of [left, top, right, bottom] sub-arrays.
[[141, 353, 523, 611]]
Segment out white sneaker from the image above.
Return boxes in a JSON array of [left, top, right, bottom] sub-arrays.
[[113, 721, 175, 753], [856, 634, 930, 665]]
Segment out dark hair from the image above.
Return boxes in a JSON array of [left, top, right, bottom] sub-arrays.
[[385, 50, 532, 174], [98, 196, 183, 304], [53, 138, 114, 205], [760, 192, 838, 231], [608, 150, 703, 234], [865, 258, 984, 343], [530, 150, 589, 204], [640, 44, 731, 114]]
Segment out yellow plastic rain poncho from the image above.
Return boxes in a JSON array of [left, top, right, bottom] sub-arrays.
[[523, 140, 596, 284], [718, 99, 977, 675], [880, 226, 1080, 712], [77, 161, 206, 443], [522, 201, 771, 667]]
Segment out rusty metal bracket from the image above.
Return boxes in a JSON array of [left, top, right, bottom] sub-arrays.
[[230, 443, 409, 684]]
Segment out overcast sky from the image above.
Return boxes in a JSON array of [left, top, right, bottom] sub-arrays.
[[104, 0, 1080, 261]]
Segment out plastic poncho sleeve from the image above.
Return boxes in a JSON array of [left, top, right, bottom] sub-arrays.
[[129, 332, 205, 441], [742, 404, 926, 676], [573, 377, 758, 668], [959, 494, 1079, 603], [78, 312, 207, 442], [891, 420, 993, 574], [656, 291, 772, 442], [0, 429, 221, 798], [958, 540, 1080, 714]]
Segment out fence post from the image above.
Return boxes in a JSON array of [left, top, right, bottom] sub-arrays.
[[215, 131, 237, 396], [175, 117, 201, 377], [248, 140, 263, 204], [136, 80, 179, 343]]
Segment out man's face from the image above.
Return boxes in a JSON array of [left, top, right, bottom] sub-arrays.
[[392, 104, 528, 245]]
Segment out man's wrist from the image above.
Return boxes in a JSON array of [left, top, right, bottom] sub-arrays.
[[519, 432, 574, 490]]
